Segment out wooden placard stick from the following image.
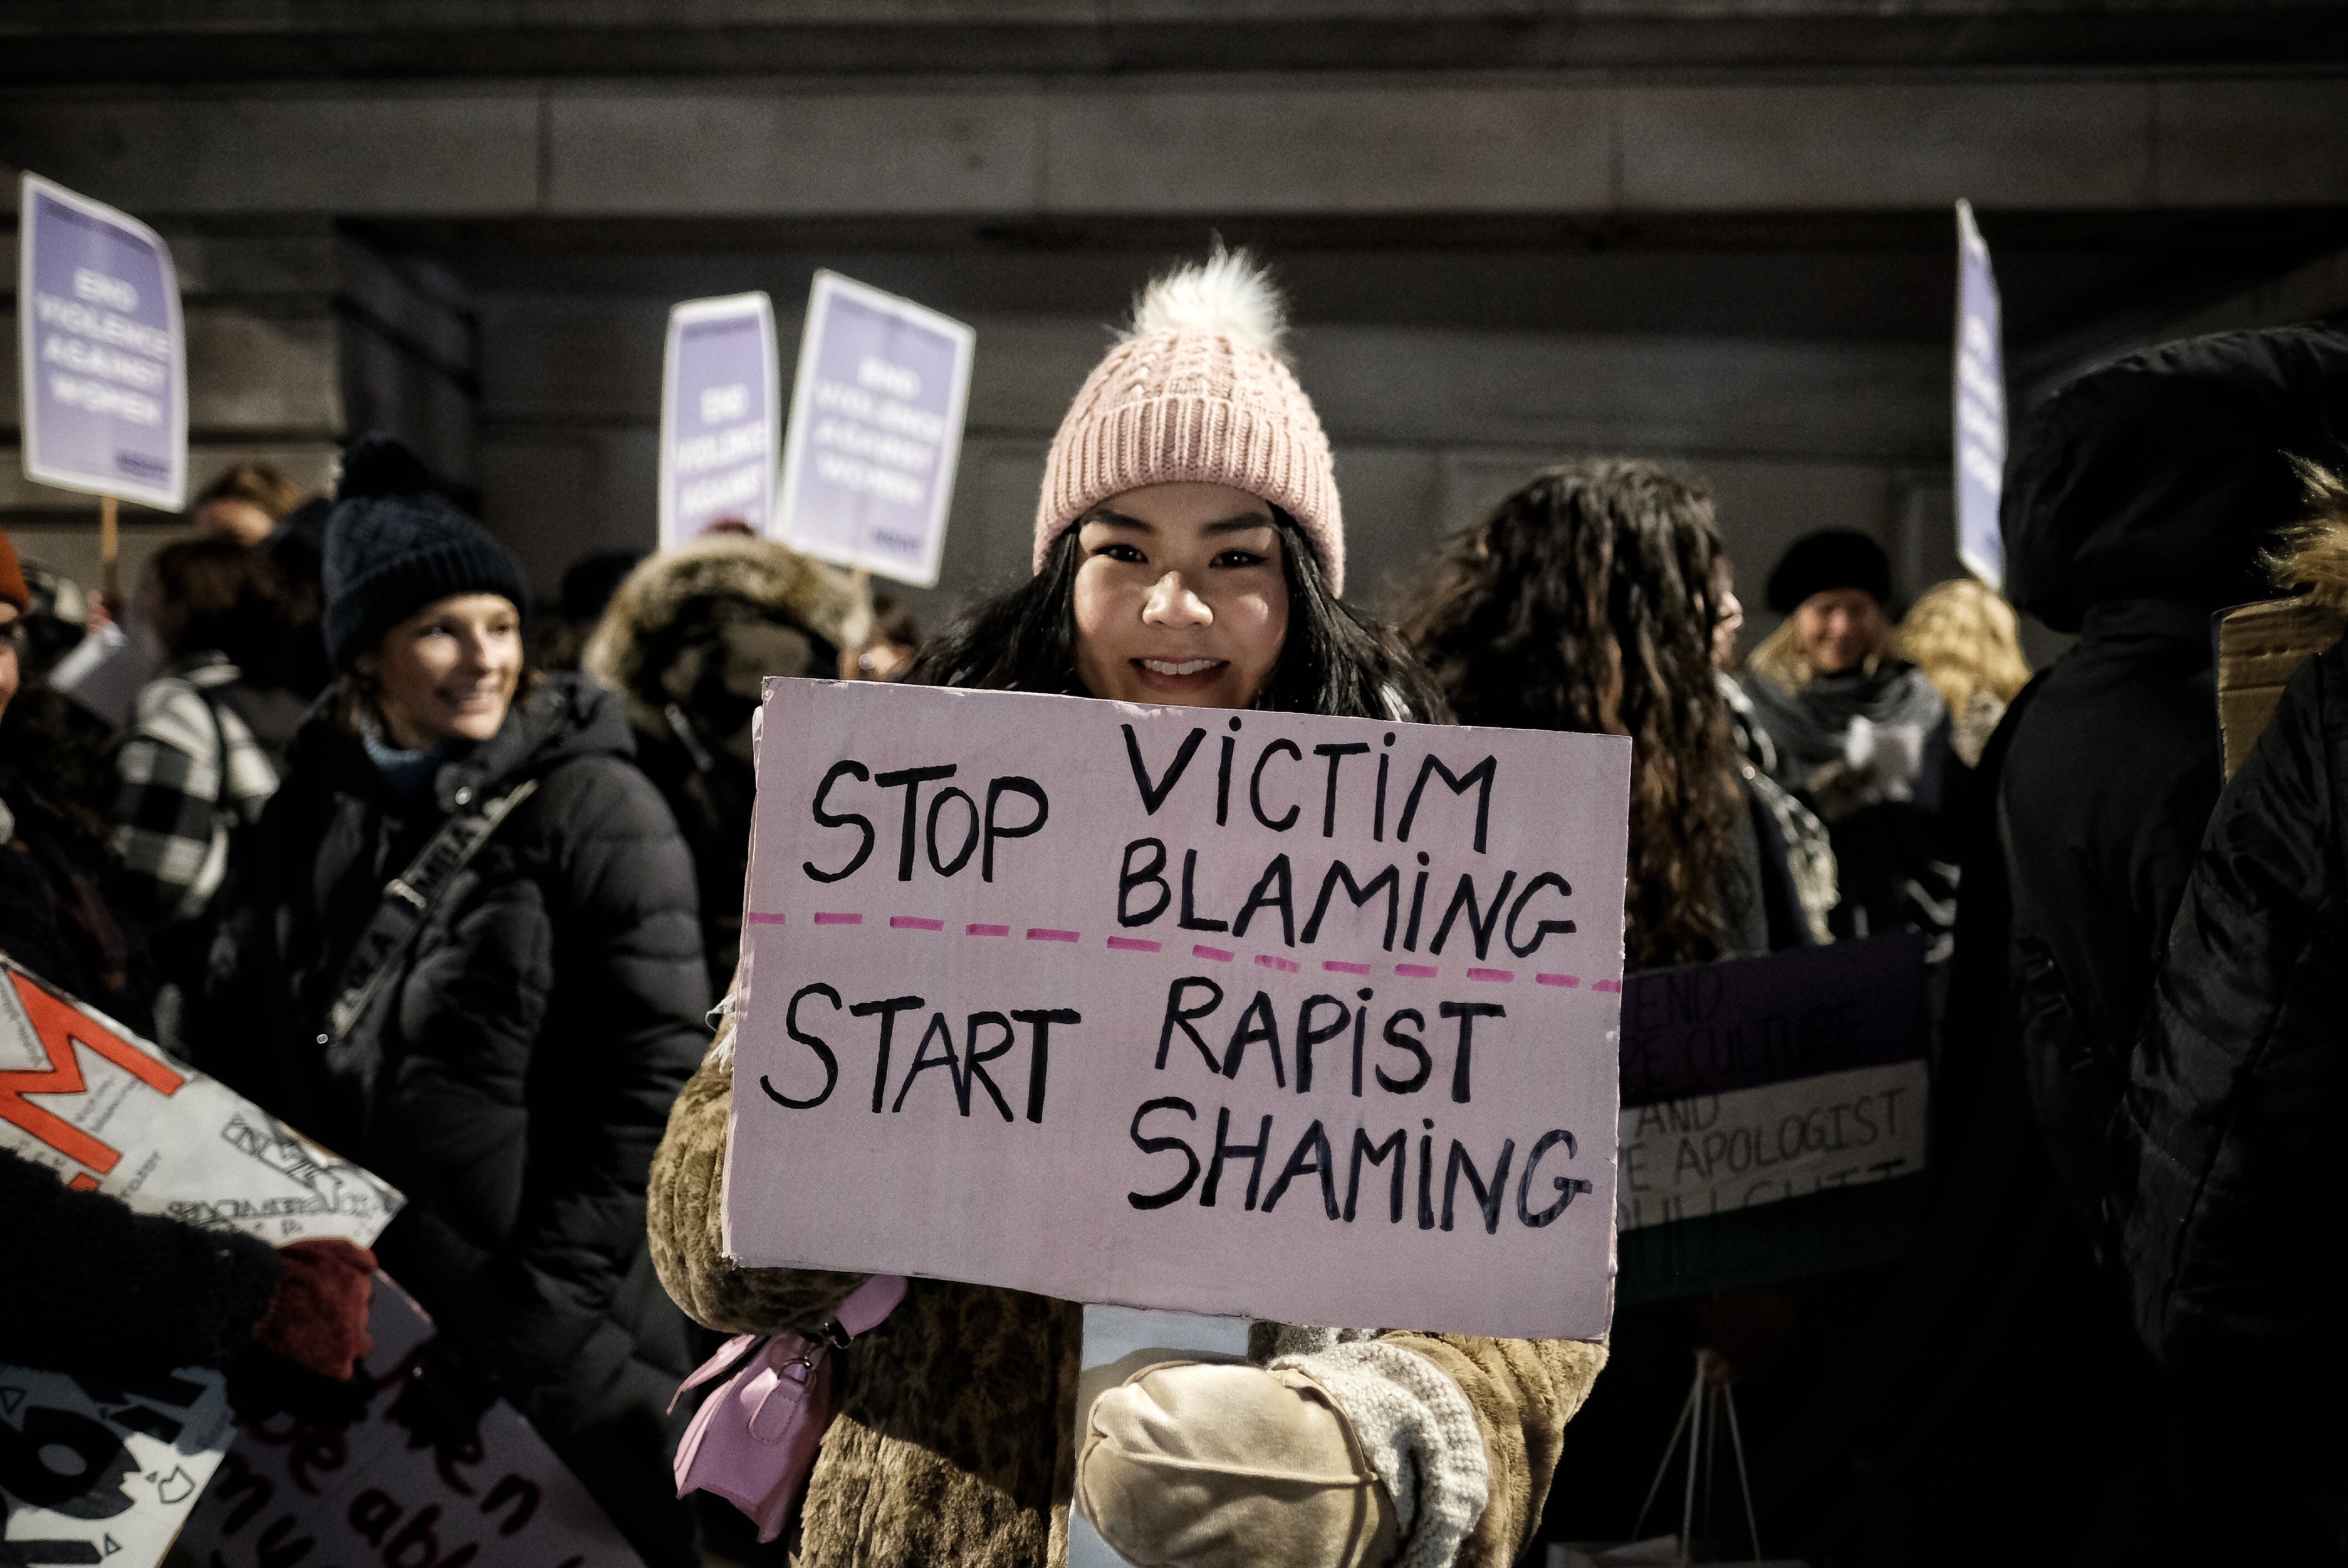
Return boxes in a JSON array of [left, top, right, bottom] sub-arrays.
[[99, 494, 121, 605]]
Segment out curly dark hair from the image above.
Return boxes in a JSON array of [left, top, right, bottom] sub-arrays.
[[910, 507, 1449, 724], [1404, 459, 1742, 969]]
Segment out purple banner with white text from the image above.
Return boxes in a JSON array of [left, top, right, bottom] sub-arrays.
[[18, 173, 187, 509]]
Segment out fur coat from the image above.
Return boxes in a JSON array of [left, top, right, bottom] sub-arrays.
[[649, 1033, 1606, 1568]]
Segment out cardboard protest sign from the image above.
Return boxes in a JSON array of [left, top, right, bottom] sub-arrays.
[[17, 172, 188, 510], [0, 956, 399, 1568], [724, 681, 1632, 1341], [1613, 936, 1929, 1303], [177, 1276, 642, 1568], [775, 271, 974, 587], [660, 291, 780, 549], [1954, 199, 2007, 591]]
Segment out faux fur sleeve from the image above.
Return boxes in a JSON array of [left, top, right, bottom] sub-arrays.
[[1374, 1333, 1608, 1567], [646, 1044, 868, 1334]]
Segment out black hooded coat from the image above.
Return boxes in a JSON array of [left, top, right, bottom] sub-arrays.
[[1842, 323, 2348, 1564], [192, 673, 709, 1567], [1997, 322, 2348, 1238]]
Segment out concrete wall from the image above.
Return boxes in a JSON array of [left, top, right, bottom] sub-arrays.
[[477, 292, 1960, 652], [6, 73, 2344, 223], [7, 11, 2334, 659]]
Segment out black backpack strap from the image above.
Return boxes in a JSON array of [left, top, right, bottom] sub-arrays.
[[325, 778, 538, 1043]]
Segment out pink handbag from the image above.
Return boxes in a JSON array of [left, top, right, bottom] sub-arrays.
[[670, 1273, 908, 1541]]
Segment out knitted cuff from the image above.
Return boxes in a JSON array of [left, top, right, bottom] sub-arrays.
[[1271, 1336, 1490, 1568]]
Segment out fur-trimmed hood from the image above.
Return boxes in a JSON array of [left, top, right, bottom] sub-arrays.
[[583, 534, 872, 733]]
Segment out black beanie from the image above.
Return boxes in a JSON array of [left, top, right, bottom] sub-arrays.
[[1765, 529, 1893, 615], [322, 434, 531, 670]]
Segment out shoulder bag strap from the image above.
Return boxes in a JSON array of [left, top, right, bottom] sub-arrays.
[[325, 777, 539, 1043]]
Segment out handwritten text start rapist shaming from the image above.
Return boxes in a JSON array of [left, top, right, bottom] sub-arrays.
[[723, 681, 1631, 1339]]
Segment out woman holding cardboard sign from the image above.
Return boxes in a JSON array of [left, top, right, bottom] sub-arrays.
[[649, 251, 1606, 1568]]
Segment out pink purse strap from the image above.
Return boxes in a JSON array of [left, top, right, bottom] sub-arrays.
[[833, 1273, 908, 1339], [670, 1333, 766, 1412], [668, 1276, 908, 1416]]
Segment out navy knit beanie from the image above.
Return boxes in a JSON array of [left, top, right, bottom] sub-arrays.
[[322, 434, 531, 670]]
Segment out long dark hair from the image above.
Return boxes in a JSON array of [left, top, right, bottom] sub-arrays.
[[1404, 459, 1741, 969], [910, 508, 1448, 724]]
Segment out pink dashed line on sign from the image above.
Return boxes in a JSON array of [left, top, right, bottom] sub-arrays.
[[1593, 979, 1622, 993], [747, 911, 1575, 1000]]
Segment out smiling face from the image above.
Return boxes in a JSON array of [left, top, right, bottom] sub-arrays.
[[361, 592, 523, 749], [1070, 482, 1290, 710], [1792, 587, 1888, 676]]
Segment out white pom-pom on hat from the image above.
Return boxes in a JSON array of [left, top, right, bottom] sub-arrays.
[[1035, 247, 1342, 594], [1119, 245, 1290, 364]]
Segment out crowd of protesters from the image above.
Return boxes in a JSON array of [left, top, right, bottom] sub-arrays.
[[2, 245, 2344, 1568]]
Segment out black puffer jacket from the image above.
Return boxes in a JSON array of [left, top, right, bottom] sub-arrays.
[[190, 673, 708, 1566], [2122, 633, 2348, 1554], [2125, 635, 2348, 1373]]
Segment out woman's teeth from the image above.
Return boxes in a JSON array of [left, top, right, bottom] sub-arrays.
[[1142, 658, 1220, 677]]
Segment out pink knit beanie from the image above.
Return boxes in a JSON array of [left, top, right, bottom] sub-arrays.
[[1034, 250, 1343, 597]]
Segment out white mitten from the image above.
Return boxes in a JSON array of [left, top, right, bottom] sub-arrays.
[[1077, 1360, 1399, 1568], [1842, 715, 1924, 799], [1843, 714, 1882, 773]]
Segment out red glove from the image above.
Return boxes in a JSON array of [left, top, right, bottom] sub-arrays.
[[250, 1237, 377, 1381]]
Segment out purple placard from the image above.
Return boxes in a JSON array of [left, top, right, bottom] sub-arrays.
[[1616, 935, 1925, 1109], [660, 291, 779, 549], [776, 271, 974, 587], [18, 173, 187, 509], [1955, 200, 2006, 591]]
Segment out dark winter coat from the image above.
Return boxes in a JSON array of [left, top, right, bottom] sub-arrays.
[[1999, 598, 2223, 1235], [0, 1144, 279, 1376], [583, 535, 869, 998], [2119, 632, 2348, 1553], [190, 673, 709, 1566], [1845, 684, 2189, 1564], [1999, 323, 2348, 1242], [2124, 630, 2348, 1369]]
